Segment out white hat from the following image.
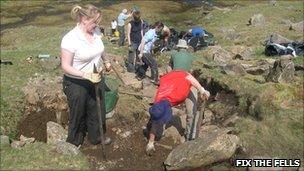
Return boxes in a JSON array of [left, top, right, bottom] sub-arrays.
[[122, 9, 127, 14], [176, 39, 188, 49]]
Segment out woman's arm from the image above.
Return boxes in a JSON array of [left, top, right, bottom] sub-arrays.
[[61, 48, 84, 77], [127, 23, 132, 46]]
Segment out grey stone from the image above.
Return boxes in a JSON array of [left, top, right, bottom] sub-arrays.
[[230, 45, 254, 60], [202, 109, 214, 125], [0, 135, 10, 145], [289, 21, 304, 32], [265, 33, 293, 44], [47, 121, 68, 144], [20, 135, 35, 145], [164, 129, 240, 170], [222, 64, 247, 76], [55, 140, 80, 156], [205, 46, 233, 64], [266, 57, 295, 83], [249, 14, 265, 27], [11, 141, 25, 148]]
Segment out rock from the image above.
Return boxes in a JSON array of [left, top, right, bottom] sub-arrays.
[[183, 20, 193, 25], [202, 109, 214, 125], [141, 84, 156, 99], [289, 21, 304, 32], [266, 57, 295, 83], [20, 135, 35, 145], [280, 19, 292, 26], [47, 121, 68, 144], [164, 129, 240, 170], [164, 115, 185, 144], [222, 114, 240, 127], [120, 131, 132, 138], [220, 28, 241, 41], [11, 140, 25, 148], [0, 135, 10, 145], [244, 60, 271, 75], [205, 46, 233, 64], [249, 14, 265, 27], [222, 64, 247, 76], [55, 140, 80, 156], [230, 45, 254, 60], [265, 33, 293, 44], [120, 72, 142, 89]]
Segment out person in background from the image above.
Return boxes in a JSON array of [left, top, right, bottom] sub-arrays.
[[137, 21, 164, 85], [60, 4, 112, 147], [111, 19, 117, 36], [161, 25, 171, 48], [126, 9, 143, 73], [117, 9, 132, 46], [144, 70, 210, 155], [167, 39, 201, 141]]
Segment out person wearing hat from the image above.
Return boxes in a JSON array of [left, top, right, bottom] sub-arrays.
[[117, 9, 132, 46], [166, 39, 202, 142], [126, 8, 144, 72], [145, 70, 210, 155]]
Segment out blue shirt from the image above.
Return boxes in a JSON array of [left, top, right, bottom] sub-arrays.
[[117, 13, 128, 26], [191, 27, 205, 37], [143, 29, 158, 53]]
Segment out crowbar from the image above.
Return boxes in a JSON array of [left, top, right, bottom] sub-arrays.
[[93, 64, 107, 160]]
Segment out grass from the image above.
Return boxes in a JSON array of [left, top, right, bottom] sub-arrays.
[[0, 142, 89, 170], [0, 0, 303, 169]]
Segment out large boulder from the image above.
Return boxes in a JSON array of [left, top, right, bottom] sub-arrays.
[[243, 60, 272, 75], [264, 33, 293, 44], [55, 140, 80, 156], [266, 57, 295, 83], [249, 14, 265, 27], [229, 45, 254, 60], [222, 63, 247, 76], [47, 121, 68, 144], [164, 129, 240, 170], [289, 20, 304, 32], [205, 46, 233, 64]]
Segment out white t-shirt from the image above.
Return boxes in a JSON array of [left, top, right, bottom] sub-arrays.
[[111, 20, 117, 29], [61, 24, 105, 79]]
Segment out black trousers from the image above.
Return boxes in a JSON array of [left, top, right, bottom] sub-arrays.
[[62, 75, 106, 146], [141, 53, 159, 82]]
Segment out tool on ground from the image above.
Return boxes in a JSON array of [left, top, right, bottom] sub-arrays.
[[195, 78, 211, 139], [93, 64, 107, 161]]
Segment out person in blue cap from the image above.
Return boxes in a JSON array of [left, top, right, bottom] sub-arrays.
[[145, 70, 210, 155]]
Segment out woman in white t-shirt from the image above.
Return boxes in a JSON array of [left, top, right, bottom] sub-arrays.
[[60, 4, 111, 147]]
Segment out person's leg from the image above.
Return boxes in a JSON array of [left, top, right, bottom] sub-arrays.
[[144, 53, 159, 83], [85, 77, 108, 145], [118, 26, 124, 46], [63, 76, 88, 146], [185, 87, 198, 141]]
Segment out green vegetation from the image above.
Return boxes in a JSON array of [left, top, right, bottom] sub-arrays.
[[0, 142, 90, 170], [1, 0, 303, 169]]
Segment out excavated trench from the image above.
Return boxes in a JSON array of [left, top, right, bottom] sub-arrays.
[[17, 71, 243, 170]]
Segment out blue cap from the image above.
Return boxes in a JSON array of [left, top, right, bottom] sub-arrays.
[[149, 100, 172, 124]]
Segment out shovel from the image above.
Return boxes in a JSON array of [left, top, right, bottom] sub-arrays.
[[93, 64, 107, 160]]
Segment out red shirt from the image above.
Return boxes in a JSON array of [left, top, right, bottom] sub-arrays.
[[154, 71, 191, 106]]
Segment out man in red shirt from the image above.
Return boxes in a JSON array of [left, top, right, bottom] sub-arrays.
[[145, 70, 210, 155]]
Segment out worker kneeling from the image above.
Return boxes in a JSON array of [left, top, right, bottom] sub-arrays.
[[144, 70, 210, 156]]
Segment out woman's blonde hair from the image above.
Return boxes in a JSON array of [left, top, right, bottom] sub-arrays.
[[71, 4, 101, 24]]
